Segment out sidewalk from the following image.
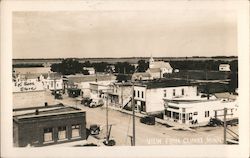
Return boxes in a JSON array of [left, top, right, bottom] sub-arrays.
[[104, 105, 198, 131]]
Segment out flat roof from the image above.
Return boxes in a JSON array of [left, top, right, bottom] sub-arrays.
[[134, 79, 195, 89], [13, 104, 84, 121]]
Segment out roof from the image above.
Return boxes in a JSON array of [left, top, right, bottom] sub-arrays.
[[132, 72, 151, 78], [83, 67, 95, 71], [214, 92, 237, 100], [150, 61, 172, 69], [47, 72, 62, 80], [135, 79, 194, 89], [147, 68, 161, 73], [19, 73, 48, 80], [67, 74, 116, 83], [13, 104, 84, 121]]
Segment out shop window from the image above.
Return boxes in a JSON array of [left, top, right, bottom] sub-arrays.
[[71, 125, 80, 138], [58, 126, 67, 140], [43, 127, 53, 143], [205, 111, 210, 117]]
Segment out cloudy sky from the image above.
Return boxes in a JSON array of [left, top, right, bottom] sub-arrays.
[[12, 2, 237, 58]]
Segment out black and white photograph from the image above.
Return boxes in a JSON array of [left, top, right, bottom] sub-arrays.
[[1, 0, 249, 158]]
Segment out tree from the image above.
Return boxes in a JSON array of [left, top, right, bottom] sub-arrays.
[[51, 58, 83, 75], [114, 62, 135, 74], [137, 60, 149, 72]]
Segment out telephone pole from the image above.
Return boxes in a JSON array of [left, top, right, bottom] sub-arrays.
[[131, 82, 135, 146]]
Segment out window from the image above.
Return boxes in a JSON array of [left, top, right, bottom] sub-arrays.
[[71, 125, 80, 138], [194, 112, 198, 115], [44, 128, 53, 142], [188, 113, 193, 120], [51, 81, 53, 88], [58, 126, 67, 140], [205, 111, 210, 117], [137, 91, 140, 98], [182, 88, 184, 95], [164, 90, 167, 97], [133, 90, 135, 97], [173, 89, 176, 96], [141, 91, 144, 99]]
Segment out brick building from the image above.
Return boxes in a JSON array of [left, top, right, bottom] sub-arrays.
[[13, 104, 86, 147]]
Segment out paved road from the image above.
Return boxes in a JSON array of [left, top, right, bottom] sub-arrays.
[[59, 95, 238, 146]]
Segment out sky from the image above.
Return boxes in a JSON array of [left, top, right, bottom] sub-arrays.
[[12, 2, 237, 58]]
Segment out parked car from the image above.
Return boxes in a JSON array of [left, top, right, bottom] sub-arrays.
[[89, 99, 104, 108], [55, 93, 63, 99], [81, 97, 92, 106], [140, 116, 155, 125], [89, 124, 100, 135]]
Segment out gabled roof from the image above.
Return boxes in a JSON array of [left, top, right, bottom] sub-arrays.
[[150, 61, 172, 69], [67, 74, 116, 83]]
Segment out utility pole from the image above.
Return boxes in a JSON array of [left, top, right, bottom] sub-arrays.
[[131, 82, 135, 146], [223, 108, 227, 144], [106, 93, 109, 144]]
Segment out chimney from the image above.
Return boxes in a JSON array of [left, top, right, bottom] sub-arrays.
[[35, 109, 39, 115], [44, 102, 48, 107]]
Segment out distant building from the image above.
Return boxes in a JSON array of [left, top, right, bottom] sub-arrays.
[[132, 72, 151, 81], [146, 56, 173, 78], [83, 67, 95, 75], [219, 64, 230, 72], [133, 79, 198, 114], [66, 74, 116, 98], [132, 56, 173, 81], [13, 104, 87, 147], [164, 99, 238, 126]]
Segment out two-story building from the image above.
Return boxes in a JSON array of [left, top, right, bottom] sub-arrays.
[[106, 82, 133, 108], [133, 79, 198, 115]]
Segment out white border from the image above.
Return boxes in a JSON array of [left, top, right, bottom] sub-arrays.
[[1, 1, 249, 158]]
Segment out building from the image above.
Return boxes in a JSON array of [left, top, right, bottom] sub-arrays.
[[106, 82, 133, 108], [133, 79, 198, 114], [13, 74, 45, 92], [132, 56, 173, 81], [66, 74, 116, 98], [132, 72, 151, 81], [146, 56, 173, 78], [44, 73, 63, 91], [164, 98, 238, 126], [13, 104, 87, 147], [219, 64, 231, 71], [83, 67, 95, 75]]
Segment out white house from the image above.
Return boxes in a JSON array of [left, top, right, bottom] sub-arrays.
[[133, 79, 198, 114], [164, 98, 238, 126], [219, 64, 231, 72], [44, 73, 63, 91]]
